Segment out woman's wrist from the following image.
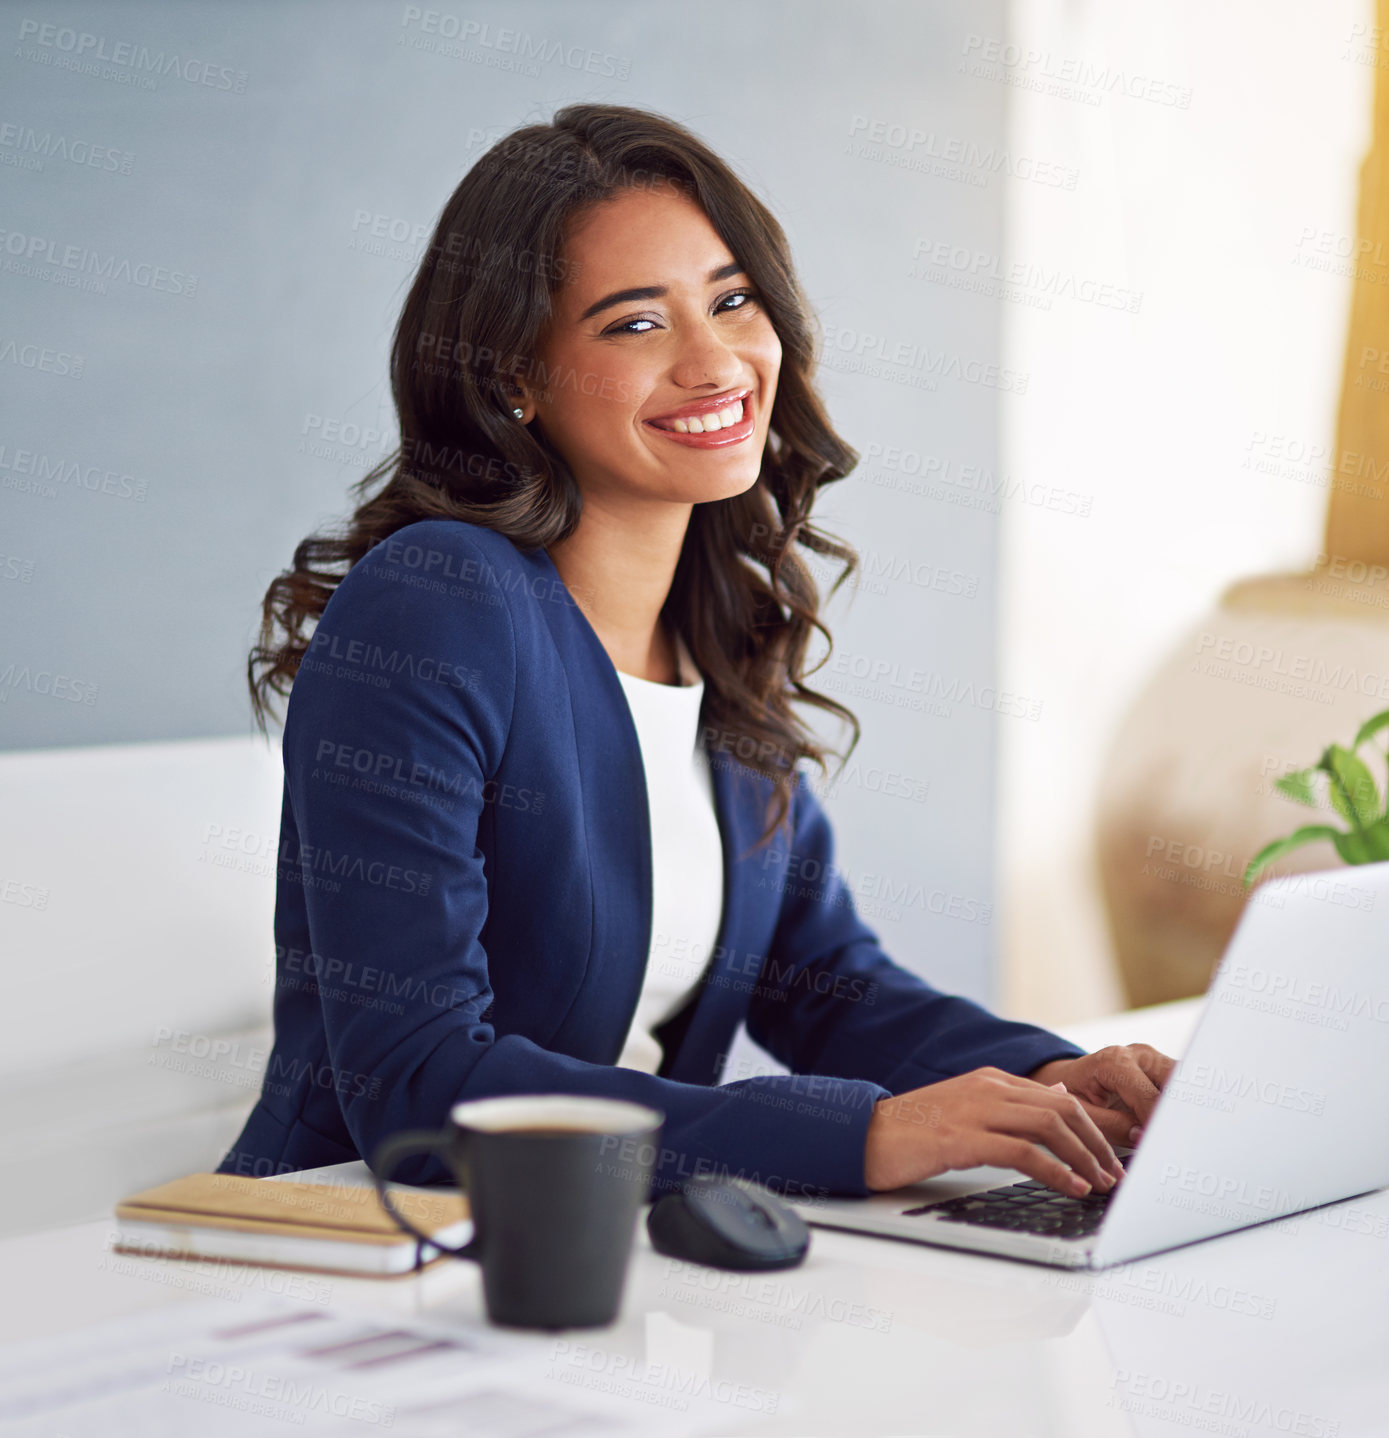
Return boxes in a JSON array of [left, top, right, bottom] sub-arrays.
[[862, 1091, 935, 1191], [1026, 1057, 1076, 1088]]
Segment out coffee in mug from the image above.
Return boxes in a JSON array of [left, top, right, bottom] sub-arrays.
[[372, 1094, 663, 1329]]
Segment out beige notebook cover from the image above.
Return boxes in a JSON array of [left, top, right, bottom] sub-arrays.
[[112, 1172, 470, 1277]]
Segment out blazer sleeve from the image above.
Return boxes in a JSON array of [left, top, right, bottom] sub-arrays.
[[283, 529, 888, 1198], [744, 769, 1085, 1092]]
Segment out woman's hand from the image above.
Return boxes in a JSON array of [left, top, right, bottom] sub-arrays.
[[862, 1067, 1127, 1195], [1026, 1044, 1177, 1147]]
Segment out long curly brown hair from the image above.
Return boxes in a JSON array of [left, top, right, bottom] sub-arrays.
[[250, 102, 863, 849]]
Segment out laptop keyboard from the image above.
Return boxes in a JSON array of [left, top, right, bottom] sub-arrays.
[[901, 1179, 1113, 1240]]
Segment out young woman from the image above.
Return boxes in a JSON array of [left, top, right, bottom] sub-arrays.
[[218, 104, 1173, 1199]]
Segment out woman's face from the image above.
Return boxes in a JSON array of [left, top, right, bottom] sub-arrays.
[[522, 183, 782, 509]]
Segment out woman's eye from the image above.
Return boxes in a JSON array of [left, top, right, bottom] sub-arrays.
[[718, 288, 758, 313], [605, 315, 659, 336], [602, 290, 758, 336]]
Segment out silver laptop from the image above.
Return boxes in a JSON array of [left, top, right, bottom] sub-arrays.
[[786, 859, 1389, 1269]]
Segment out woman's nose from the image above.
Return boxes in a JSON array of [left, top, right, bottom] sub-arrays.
[[668, 320, 742, 392]]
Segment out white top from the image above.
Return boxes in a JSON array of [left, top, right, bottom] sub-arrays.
[[612, 633, 725, 1074]]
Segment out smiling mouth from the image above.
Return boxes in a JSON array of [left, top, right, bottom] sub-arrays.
[[645, 388, 753, 435]]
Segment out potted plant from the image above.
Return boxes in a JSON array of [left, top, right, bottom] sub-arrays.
[[1244, 708, 1389, 885]]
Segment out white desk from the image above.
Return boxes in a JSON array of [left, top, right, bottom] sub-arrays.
[[5, 998, 1387, 1436]]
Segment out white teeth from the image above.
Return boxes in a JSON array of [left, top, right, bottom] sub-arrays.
[[668, 399, 744, 434]]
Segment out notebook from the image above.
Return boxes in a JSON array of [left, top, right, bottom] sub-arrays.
[[111, 1172, 471, 1277]]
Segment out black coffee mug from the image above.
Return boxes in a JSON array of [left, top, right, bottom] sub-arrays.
[[371, 1094, 663, 1329]]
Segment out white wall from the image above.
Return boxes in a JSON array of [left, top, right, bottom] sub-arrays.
[[0, 737, 283, 1236], [997, 0, 1374, 1021]]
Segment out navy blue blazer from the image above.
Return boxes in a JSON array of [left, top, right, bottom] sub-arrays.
[[217, 518, 1083, 1197]]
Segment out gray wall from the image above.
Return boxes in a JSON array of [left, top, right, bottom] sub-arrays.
[[1, 0, 1007, 1003]]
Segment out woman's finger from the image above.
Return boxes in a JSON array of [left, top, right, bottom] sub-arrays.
[[1093, 1050, 1164, 1127], [1071, 1096, 1138, 1149], [1132, 1043, 1177, 1089], [1043, 1085, 1125, 1180], [995, 1099, 1117, 1192], [983, 1135, 1095, 1198]]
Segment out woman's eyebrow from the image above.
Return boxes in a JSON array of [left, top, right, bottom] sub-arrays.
[[577, 260, 745, 322]]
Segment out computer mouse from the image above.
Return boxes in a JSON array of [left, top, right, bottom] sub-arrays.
[[646, 1176, 811, 1271]]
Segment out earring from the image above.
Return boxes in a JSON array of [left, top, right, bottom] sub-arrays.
[[512, 407, 525, 419]]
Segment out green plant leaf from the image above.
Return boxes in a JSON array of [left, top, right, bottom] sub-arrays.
[[1323, 745, 1380, 829], [1333, 819, 1389, 864], [1323, 764, 1353, 824], [1273, 769, 1318, 807], [1352, 708, 1389, 750], [1243, 825, 1345, 887], [1333, 830, 1372, 864], [1366, 819, 1389, 860]]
